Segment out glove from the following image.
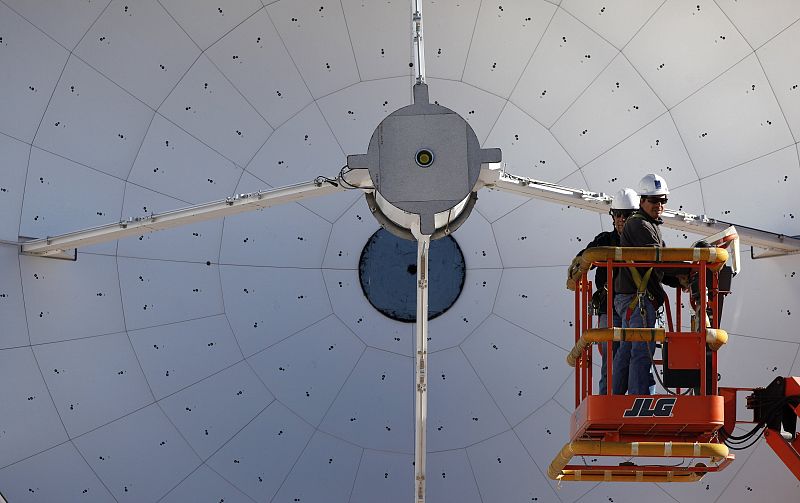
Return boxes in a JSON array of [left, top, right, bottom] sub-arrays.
[[567, 256, 582, 280]]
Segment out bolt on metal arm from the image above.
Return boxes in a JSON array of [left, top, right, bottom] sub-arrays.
[[412, 0, 426, 85]]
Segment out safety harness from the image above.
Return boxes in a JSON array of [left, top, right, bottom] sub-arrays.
[[624, 213, 657, 322]]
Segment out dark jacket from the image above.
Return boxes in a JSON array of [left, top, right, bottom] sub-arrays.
[[577, 230, 620, 314], [614, 208, 680, 305]]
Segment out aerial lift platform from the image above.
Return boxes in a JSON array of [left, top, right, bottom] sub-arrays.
[[550, 235, 800, 483], [549, 244, 735, 482]]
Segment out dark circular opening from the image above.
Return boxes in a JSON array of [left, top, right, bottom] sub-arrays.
[[358, 229, 466, 323]]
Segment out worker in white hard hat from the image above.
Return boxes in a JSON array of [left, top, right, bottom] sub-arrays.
[[570, 187, 638, 395], [612, 174, 685, 395]]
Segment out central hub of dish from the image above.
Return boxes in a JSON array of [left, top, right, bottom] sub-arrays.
[[347, 84, 501, 239]]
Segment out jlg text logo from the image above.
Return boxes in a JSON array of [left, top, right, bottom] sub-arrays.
[[622, 397, 676, 417]]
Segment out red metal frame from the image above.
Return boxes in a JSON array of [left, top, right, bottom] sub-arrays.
[[721, 377, 800, 481], [570, 257, 730, 446]]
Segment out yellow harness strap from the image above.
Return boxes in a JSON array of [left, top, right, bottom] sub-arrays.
[[627, 264, 654, 311]]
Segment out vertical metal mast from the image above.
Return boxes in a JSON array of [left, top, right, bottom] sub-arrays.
[[412, 224, 430, 503], [411, 3, 429, 502], [412, 0, 426, 85]]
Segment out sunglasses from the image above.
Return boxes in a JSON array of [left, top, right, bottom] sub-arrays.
[[610, 209, 634, 218], [645, 197, 668, 205]]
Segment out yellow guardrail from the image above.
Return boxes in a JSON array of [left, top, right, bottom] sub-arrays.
[[566, 328, 728, 367], [566, 247, 729, 291], [548, 440, 729, 482]]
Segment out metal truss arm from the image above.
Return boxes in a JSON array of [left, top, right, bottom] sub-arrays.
[[20, 169, 371, 259], [479, 167, 800, 257]]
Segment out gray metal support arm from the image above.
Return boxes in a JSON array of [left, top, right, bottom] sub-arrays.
[[479, 166, 800, 257], [20, 169, 371, 259]]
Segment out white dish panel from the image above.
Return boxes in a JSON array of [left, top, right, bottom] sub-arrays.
[[462, 0, 556, 98], [701, 146, 800, 235], [321, 196, 380, 269], [159, 0, 262, 51], [74, 0, 200, 109], [205, 9, 313, 127], [158, 55, 272, 168], [561, 0, 663, 49], [2, 0, 107, 50], [756, 21, 800, 141], [129, 315, 243, 400], [341, 0, 409, 81], [485, 100, 578, 182], [160, 464, 252, 503], [0, 136, 28, 241], [349, 449, 413, 503], [319, 348, 412, 452], [466, 429, 555, 503], [206, 401, 314, 502], [159, 361, 273, 459], [713, 253, 800, 345], [492, 198, 602, 268], [322, 269, 413, 355], [247, 315, 364, 426], [625, 0, 751, 109], [582, 113, 698, 194], [493, 266, 576, 349], [127, 114, 242, 203], [427, 268, 501, 352], [511, 7, 618, 128], [715, 438, 800, 503], [220, 265, 332, 356], [423, 0, 481, 80], [117, 257, 224, 330], [220, 201, 331, 268], [266, 0, 360, 98], [463, 315, 571, 426], [0, 347, 67, 468], [33, 332, 153, 438], [551, 54, 667, 167], [0, 246, 28, 349], [270, 430, 362, 503], [73, 404, 200, 502], [426, 347, 508, 450], [716, 0, 800, 49], [451, 210, 503, 269], [34, 56, 154, 179], [426, 449, 482, 503], [21, 253, 124, 345], [0, 3, 68, 143], [719, 334, 798, 390], [671, 54, 794, 178], [0, 442, 114, 502]]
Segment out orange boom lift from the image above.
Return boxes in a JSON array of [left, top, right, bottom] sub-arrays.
[[550, 246, 733, 482], [549, 241, 800, 483]]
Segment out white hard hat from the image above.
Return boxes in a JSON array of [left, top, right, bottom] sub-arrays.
[[611, 188, 638, 210], [637, 173, 669, 196]]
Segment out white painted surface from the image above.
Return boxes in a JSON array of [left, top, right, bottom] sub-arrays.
[[2, 2, 800, 501]]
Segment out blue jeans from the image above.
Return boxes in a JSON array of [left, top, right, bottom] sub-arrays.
[[612, 293, 657, 395], [597, 311, 621, 395]]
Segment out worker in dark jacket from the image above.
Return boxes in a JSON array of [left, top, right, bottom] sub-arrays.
[[612, 174, 685, 395], [574, 188, 638, 394]]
